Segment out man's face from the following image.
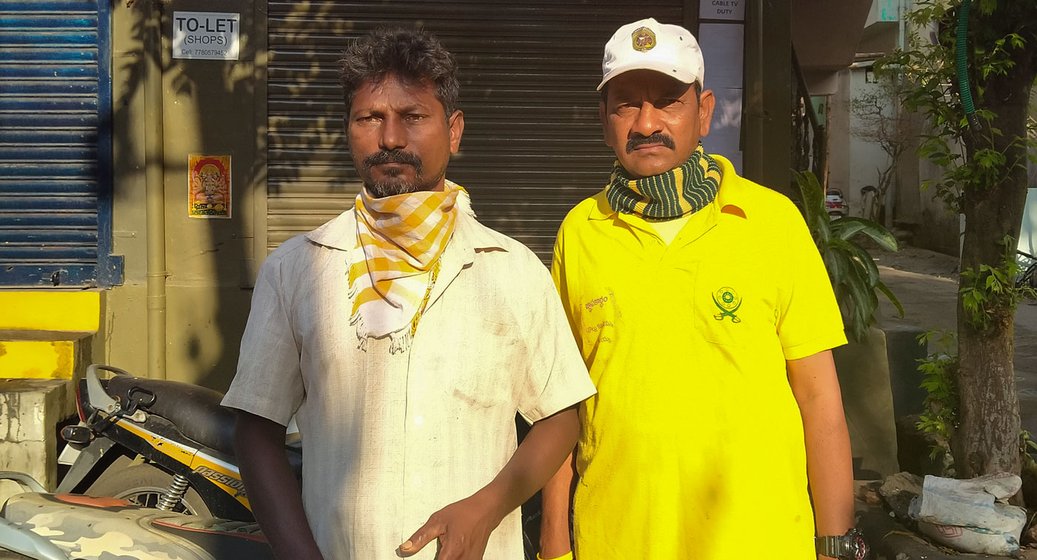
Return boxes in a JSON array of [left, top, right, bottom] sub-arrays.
[[347, 74, 464, 198], [600, 69, 715, 179]]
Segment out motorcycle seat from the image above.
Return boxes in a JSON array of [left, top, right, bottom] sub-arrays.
[[107, 376, 237, 457]]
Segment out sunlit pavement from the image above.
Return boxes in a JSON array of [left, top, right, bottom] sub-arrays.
[[869, 245, 1037, 559], [875, 246, 1037, 438]]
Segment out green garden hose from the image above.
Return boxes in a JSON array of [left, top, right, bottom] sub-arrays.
[[956, 0, 981, 132]]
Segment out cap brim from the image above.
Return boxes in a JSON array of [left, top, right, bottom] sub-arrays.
[[597, 61, 698, 91]]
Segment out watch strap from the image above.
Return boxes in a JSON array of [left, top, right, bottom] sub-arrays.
[[816, 528, 867, 560], [815, 534, 844, 558]]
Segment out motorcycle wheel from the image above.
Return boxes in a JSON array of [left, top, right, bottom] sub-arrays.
[[86, 455, 213, 517]]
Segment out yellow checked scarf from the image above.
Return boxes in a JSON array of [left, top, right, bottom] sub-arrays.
[[349, 181, 469, 354], [605, 144, 722, 219]]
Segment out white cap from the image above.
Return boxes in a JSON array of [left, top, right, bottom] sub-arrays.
[[598, 18, 704, 91]]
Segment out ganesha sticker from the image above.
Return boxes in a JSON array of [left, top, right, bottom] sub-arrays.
[[188, 154, 231, 219]]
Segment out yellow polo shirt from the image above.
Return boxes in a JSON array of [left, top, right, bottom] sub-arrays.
[[551, 156, 846, 559]]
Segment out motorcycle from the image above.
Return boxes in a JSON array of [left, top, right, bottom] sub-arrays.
[[0, 364, 544, 560], [0, 363, 300, 559]]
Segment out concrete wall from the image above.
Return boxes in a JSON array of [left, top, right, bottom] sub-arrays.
[[99, 0, 264, 390], [907, 157, 960, 257], [847, 68, 893, 220], [827, 70, 851, 203]]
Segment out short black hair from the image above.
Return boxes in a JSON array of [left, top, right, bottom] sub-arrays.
[[339, 28, 460, 117]]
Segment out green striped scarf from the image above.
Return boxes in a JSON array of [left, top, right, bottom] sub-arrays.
[[605, 145, 723, 220]]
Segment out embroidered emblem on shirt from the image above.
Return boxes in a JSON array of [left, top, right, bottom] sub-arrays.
[[631, 27, 656, 52], [585, 295, 609, 312], [582, 289, 618, 343], [712, 287, 742, 323]]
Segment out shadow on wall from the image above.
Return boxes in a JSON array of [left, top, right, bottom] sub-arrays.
[[109, 1, 688, 388]]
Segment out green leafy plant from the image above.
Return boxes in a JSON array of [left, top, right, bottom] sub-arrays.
[[917, 330, 959, 475], [794, 170, 904, 341], [960, 236, 1033, 330], [1021, 430, 1037, 468]]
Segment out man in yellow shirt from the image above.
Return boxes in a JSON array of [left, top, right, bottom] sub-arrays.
[[539, 18, 866, 560]]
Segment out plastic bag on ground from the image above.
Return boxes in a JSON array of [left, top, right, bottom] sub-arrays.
[[908, 473, 1027, 555]]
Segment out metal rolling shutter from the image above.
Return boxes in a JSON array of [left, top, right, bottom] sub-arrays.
[[0, 0, 117, 287], [267, 1, 684, 263]]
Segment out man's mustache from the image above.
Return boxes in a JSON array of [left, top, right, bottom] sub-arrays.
[[363, 149, 423, 170], [626, 133, 676, 153]]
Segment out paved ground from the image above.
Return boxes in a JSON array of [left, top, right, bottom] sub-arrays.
[[874, 245, 1037, 437], [867, 245, 1037, 559]]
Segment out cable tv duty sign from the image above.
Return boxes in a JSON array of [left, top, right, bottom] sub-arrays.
[[173, 11, 240, 60]]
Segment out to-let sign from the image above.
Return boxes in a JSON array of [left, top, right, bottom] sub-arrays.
[[172, 11, 240, 60]]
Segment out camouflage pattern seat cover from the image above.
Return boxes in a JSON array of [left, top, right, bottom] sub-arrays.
[[0, 493, 273, 560]]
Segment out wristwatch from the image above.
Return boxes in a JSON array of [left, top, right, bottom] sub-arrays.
[[815, 527, 868, 560]]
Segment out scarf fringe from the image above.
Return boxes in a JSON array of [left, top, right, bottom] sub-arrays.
[[350, 311, 369, 351], [388, 330, 412, 355], [350, 311, 414, 354]]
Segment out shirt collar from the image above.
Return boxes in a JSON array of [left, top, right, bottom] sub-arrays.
[[712, 154, 749, 219]]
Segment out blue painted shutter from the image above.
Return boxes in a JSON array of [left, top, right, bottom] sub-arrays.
[[0, 0, 119, 287]]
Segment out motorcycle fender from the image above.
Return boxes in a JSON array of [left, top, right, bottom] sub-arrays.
[[57, 443, 81, 467], [0, 514, 69, 560], [54, 438, 117, 494], [2, 493, 213, 560], [2, 493, 273, 560]]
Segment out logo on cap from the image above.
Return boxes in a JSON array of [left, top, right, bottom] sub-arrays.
[[631, 26, 656, 52]]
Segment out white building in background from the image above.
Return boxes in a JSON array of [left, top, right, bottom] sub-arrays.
[[820, 0, 964, 255], [1017, 148, 1037, 258]]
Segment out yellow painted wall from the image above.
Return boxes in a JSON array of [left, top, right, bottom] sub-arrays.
[[0, 291, 99, 379], [0, 291, 99, 336], [0, 341, 76, 379]]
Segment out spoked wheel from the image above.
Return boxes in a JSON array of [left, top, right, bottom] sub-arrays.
[[85, 455, 212, 517]]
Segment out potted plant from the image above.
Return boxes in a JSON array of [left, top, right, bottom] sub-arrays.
[[794, 169, 903, 341], [795, 169, 907, 479]]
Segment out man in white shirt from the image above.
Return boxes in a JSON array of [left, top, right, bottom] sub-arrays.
[[223, 27, 595, 560]]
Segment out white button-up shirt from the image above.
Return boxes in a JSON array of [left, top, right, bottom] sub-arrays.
[[223, 207, 595, 560]]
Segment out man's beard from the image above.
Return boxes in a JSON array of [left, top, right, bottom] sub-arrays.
[[361, 149, 442, 198]]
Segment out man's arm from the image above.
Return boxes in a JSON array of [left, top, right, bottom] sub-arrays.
[[787, 350, 855, 560], [398, 406, 580, 560], [234, 410, 324, 560], [539, 454, 576, 558]]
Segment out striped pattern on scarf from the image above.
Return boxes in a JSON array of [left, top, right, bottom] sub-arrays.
[[605, 145, 722, 219], [348, 181, 464, 354]]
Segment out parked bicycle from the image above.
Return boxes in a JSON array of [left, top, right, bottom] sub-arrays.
[[1015, 249, 1037, 290]]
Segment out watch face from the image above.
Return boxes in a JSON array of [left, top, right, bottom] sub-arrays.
[[849, 530, 869, 560]]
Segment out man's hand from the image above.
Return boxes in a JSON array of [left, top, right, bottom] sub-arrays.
[[398, 407, 580, 559], [397, 491, 504, 559]]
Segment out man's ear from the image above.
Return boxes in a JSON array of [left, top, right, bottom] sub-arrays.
[[697, 89, 716, 138], [448, 110, 465, 154]]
